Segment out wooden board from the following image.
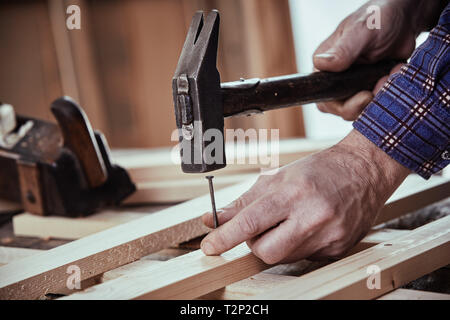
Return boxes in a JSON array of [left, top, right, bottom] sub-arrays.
[[12, 175, 450, 240], [62, 243, 266, 300], [254, 215, 450, 300], [0, 247, 41, 266], [375, 175, 450, 224], [13, 211, 145, 240], [198, 273, 297, 300], [61, 228, 411, 300], [0, 178, 256, 299]]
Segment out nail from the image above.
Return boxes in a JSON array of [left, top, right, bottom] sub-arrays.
[[206, 176, 219, 228], [202, 241, 215, 255]]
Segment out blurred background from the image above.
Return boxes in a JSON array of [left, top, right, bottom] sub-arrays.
[[0, 0, 427, 149]]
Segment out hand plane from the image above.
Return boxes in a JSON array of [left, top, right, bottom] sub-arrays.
[[172, 10, 400, 174], [0, 97, 136, 217]]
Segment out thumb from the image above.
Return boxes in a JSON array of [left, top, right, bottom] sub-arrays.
[[313, 28, 372, 72]]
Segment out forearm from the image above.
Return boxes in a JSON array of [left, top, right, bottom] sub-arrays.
[[336, 130, 410, 205]]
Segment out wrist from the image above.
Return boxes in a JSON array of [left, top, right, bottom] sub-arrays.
[[336, 129, 410, 203]]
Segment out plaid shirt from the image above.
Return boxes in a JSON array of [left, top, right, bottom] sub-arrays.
[[353, 4, 450, 179]]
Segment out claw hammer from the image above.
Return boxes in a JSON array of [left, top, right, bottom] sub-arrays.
[[172, 10, 400, 174]]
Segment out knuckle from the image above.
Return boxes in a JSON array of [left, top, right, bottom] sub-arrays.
[[238, 214, 259, 236]]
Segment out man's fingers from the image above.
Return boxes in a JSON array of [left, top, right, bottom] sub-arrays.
[[247, 220, 301, 264], [390, 63, 404, 75], [317, 91, 373, 121], [314, 28, 372, 72], [201, 194, 288, 255], [373, 75, 389, 94], [316, 101, 344, 116], [373, 63, 405, 94], [340, 91, 373, 120], [248, 218, 320, 264]]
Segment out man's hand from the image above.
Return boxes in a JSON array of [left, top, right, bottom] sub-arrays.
[[200, 130, 410, 264], [313, 0, 423, 120]]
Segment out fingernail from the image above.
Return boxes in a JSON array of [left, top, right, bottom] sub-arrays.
[[314, 52, 335, 60], [201, 241, 215, 255]]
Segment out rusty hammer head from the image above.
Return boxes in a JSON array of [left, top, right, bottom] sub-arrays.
[[172, 10, 225, 173]]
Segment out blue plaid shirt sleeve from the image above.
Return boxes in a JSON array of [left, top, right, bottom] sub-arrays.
[[353, 4, 450, 179]]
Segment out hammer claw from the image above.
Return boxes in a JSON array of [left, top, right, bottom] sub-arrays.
[[194, 10, 220, 60], [174, 10, 220, 77], [186, 11, 204, 47]]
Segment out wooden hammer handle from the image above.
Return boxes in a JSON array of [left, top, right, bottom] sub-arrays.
[[221, 60, 400, 117]]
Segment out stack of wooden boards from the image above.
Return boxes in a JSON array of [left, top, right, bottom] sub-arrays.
[[0, 172, 449, 300]]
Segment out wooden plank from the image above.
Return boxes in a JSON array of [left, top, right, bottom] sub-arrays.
[[198, 273, 296, 300], [375, 174, 450, 224], [378, 288, 450, 300], [254, 215, 450, 300], [62, 0, 109, 135], [0, 246, 100, 296], [62, 243, 266, 300], [0, 247, 41, 266], [346, 229, 410, 255], [12, 211, 144, 240], [100, 247, 194, 283], [59, 228, 412, 300], [0, 178, 256, 299], [48, 0, 80, 103], [357, 229, 411, 245], [202, 277, 450, 301]]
